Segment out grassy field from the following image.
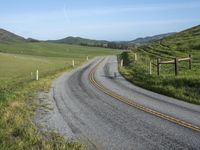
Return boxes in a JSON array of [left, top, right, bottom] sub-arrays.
[[0, 42, 119, 102], [0, 41, 120, 149], [119, 25, 200, 104]]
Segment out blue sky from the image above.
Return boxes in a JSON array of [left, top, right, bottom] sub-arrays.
[[0, 0, 200, 41]]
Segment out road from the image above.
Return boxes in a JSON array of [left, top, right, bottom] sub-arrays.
[[35, 56, 200, 150]]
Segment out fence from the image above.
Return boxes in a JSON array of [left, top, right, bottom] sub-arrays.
[[152, 55, 192, 76], [120, 52, 192, 76]]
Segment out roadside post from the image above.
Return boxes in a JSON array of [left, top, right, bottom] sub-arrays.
[[36, 70, 39, 81], [72, 60, 75, 67], [134, 53, 138, 61], [149, 61, 152, 75], [157, 58, 160, 76], [120, 59, 123, 67]]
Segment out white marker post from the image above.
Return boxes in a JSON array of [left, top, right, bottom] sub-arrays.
[[86, 56, 89, 61], [72, 60, 75, 67], [120, 59, 123, 67], [134, 53, 137, 61], [36, 70, 39, 81], [149, 61, 152, 75]]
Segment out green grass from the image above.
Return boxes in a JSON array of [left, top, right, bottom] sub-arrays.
[[0, 41, 120, 149], [119, 25, 200, 105], [0, 41, 118, 58]]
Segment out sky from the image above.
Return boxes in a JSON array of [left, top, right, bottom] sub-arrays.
[[0, 0, 200, 41]]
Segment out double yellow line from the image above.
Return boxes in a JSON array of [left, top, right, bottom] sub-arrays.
[[89, 58, 200, 132]]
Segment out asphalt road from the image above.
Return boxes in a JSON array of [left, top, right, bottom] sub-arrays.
[[35, 56, 200, 150]]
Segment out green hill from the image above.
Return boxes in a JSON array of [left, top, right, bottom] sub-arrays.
[[160, 25, 200, 51], [139, 25, 200, 58], [48, 36, 108, 47], [0, 29, 26, 42]]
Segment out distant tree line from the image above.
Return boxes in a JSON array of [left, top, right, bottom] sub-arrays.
[[107, 42, 128, 49], [80, 42, 128, 50]]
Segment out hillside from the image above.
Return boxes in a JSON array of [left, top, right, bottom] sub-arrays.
[[139, 25, 200, 58], [160, 25, 200, 52], [0, 29, 26, 42]]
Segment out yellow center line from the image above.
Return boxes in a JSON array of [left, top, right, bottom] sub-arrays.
[[88, 58, 200, 132]]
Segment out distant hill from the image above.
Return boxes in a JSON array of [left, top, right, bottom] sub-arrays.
[[0, 29, 26, 42], [129, 33, 175, 45], [0, 28, 181, 50], [47, 33, 174, 49], [47, 36, 108, 47], [48, 33, 175, 47]]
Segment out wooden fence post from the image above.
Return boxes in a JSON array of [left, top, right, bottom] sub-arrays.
[[157, 58, 160, 76], [175, 57, 179, 76], [149, 61, 152, 75], [189, 54, 192, 69]]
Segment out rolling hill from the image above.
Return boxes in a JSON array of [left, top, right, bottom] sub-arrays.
[[157, 25, 200, 52], [0, 28, 175, 48], [47, 36, 108, 47], [0, 29, 26, 42], [139, 25, 200, 58]]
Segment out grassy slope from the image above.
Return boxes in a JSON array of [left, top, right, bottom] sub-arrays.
[[0, 41, 120, 149], [0, 29, 26, 42], [0, 41, 117, 57], [120, 25, 200, 104]]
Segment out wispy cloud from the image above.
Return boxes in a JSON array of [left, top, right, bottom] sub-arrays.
[[63, 4, 71, 23]]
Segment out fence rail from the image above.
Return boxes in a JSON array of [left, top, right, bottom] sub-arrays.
[[155, 55, 192, 76], [159, 60, 175, 64]]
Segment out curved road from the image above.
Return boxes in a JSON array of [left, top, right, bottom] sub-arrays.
[[36, 56, 200, 150]]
